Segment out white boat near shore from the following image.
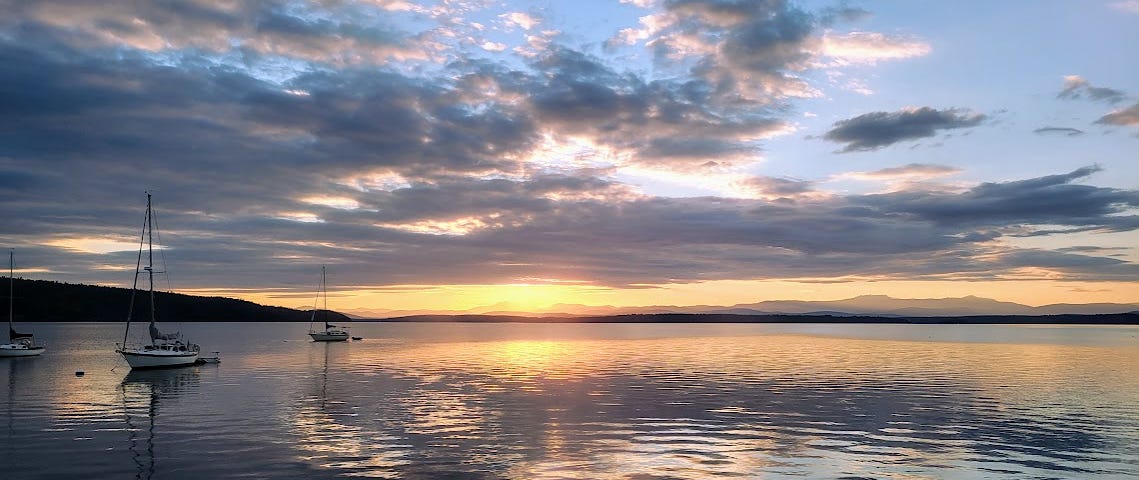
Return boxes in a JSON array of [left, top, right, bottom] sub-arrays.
[[1, 251, 45, 358]]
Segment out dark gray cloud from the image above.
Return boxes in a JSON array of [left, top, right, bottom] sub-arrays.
[[0, 1, 1136, 302], [520, 47, 785, 169], [1033, 126, 1085, 136], [1057, 76, 1126, 104], [824, 107, 987, 152], [642, 0, 825, 104], [740, 176, 815, 198], [414, 168, 1139, 285], [856, 166, 1139, 231], [0, 0, 423, 66], [5, 115, 1139, 291]]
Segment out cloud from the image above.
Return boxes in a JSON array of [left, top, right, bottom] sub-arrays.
[[1, 0, 434, 67], [818, 6, 872, 23], [819, 32, 931, 65], [1095, 102, 1139, 126], [1109, 1, 1139, 13], [860, 163, 961, 178], [611, 1, 930, 105], [480, 41, 507, 52], [500, 12, 540, 30], [835, 163, 963, 194], [824, 107, 987, 152], [1057, 76, 1126, 104], [520, 47, 789, 170], [737, 176, 815, 199], [64, 165, 1139, 285], [451, 167, 1139, 284], [857, 166, 1139, 232], [1, 1, 1136, 296], [1055, 77, 1138, 131], [608, 1, 827, 104], [609, 12, 673, 47], [1056, 245, 1126, 254], [5, 77, 1139, 291], [1033, 126, 1085, 136], [1047, 76, 1139, 128]]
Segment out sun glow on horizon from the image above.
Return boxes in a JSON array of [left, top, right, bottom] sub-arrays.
[[215, 278, 1139, 316]]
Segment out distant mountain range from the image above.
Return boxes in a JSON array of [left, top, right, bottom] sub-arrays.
[[347, 294, 1139, 319], [9, 278, 351, 323]]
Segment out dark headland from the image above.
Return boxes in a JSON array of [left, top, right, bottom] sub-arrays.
[[9, 278, 350, 323], [9, 278, 1137, 324]]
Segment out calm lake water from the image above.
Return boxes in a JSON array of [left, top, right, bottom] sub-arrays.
[[3, 322, 1138, 479]]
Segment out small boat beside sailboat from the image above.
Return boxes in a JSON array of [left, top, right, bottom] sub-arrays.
[[116, 193, 202, 369], [308, 266, 349, 342], [1, 250, 45, 358]]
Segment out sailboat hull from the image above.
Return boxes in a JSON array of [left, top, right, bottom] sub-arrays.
[[309, 331, 349, 342], [118, 349, 199, 369], [0, 344, 45, 357]]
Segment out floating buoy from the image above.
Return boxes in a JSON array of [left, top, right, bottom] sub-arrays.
[[75, 370, 85, 376]]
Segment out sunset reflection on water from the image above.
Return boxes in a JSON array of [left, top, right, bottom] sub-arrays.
[[3, 323, 1137, 479], [270, 327, 1139, 478]]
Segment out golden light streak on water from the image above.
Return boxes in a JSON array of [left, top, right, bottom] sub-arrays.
[[7, 323, 1138, 479]]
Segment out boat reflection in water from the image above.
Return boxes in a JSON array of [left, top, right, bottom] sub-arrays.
[[120, 368, 201, 480], [290, 342, 410, 474], [5, 358, 34, 460]]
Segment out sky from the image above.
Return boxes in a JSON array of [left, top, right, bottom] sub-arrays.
[[1, 0, 1138, 315]]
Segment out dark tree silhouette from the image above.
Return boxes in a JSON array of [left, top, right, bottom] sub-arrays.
[[7, 278, 351, 323]]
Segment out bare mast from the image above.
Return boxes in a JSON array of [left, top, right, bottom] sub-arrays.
[[147, 193, 156, 330], [322, 266, 329, 330], [7, 250, 12, 338], [122, 193, 150, 347]]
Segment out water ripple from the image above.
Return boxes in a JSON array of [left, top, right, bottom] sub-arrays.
[[2, 323, 1138, 479]]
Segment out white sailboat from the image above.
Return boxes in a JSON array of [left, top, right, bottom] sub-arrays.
[[116, 193, 200, 369], [308, 266, 348, 342], [1, 250, 45, 357]]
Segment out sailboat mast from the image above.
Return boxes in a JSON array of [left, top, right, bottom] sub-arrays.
[[8, 250, 13, 337], [322, 266, 329, 329], [122, 193, 148, 347], [146, 193, 156, 327]]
